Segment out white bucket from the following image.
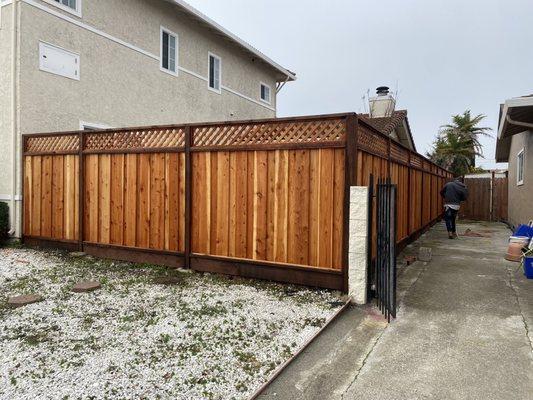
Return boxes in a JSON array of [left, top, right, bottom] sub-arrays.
[[509, 236, 530, 245]]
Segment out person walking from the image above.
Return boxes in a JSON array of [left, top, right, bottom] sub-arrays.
[[440, 177, 468, 239]]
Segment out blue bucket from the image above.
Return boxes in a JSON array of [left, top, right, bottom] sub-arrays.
[[524, 257, 533, 279], [515, 224, 533, 238]]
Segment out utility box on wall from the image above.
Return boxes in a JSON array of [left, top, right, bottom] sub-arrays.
[[39, 42, 80, 81]]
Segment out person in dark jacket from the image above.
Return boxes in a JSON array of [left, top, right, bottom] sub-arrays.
[[440, 177, 468, 239]]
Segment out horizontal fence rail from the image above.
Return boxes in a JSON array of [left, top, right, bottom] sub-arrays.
[[22, 113, 452, 292]]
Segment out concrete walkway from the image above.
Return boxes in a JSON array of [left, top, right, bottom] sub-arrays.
[[259, 221, 533, 400]]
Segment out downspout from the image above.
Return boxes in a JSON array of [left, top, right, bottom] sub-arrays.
[[9, 0, 18, 236]]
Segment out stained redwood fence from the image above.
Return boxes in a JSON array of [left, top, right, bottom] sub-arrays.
[[22, 113, 452, 292]]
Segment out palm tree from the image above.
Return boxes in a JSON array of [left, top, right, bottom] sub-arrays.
[[439, 110, 491, 167], [428, 131, 477, 175], [428, 110, 491, 175]]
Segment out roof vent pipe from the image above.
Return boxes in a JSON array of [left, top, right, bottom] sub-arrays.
[[369, 86, 395, 118], [376, 86, 390, 96]]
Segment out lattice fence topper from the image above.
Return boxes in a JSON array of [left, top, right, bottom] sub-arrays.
[[84, 128, 186, 151], [25, 134, 80, 154], [192, 118, 346, 148], [390, 142, 410, 164], [357, 124, 389, 157], [410, 154, 423, 168]]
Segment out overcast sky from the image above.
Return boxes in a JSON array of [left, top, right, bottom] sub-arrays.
[[186, 0, 533, 169]]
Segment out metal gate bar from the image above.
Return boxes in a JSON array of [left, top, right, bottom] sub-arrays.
[[375, 177, 397, 322]]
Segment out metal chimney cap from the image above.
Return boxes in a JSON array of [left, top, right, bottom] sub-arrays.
[[376, 86, 390, 96]]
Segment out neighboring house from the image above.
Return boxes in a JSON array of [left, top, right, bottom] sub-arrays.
[[496, 94, 533, 227], [359, 87, 416, 151], [0, 0, 296, 236]]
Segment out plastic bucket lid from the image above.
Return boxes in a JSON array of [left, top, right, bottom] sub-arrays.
[[510, 236, 529, 243]]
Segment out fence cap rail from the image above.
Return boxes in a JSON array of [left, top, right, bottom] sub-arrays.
[[21, 112, 356, 138], [357, 117, 452, 176]]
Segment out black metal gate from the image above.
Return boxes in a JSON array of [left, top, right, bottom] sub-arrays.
[[368, 176, 397, 322]]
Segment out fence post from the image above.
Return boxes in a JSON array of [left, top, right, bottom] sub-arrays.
[[184, 126, 192, 269], [420, 167, 424, 230], [387, 136, 391, 179], [407, 151, 411, 236], [343, 114, 358, 293], [78, 131, 84, 251]]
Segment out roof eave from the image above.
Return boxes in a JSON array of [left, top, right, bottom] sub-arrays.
[[166, 0, 296, 82]]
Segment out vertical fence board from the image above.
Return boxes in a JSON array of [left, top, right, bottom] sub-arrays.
[[41, 156, 53, 238], [166, 153, 180, 251], [149, 153, 166, 250], [214, 152, 230, 256], [84, 155, 98, 242], [234, 151, 248, 258], [253, 151, 268, 260], [64, 155, 76, 240], [110, 154, 124, 245], [31, 156, 42, 236], [51, 156, 64, 239], [123, 154, 137, 247], [137, 154, 151, 249], [308, 150, 320, 266], [318, 149, 334, 268], [98, 155, 111, 244], [332, 148, 345, 269], [24, 157, 32, 236]]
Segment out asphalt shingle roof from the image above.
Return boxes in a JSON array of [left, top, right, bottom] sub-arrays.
[[358, 110, 408, 135]]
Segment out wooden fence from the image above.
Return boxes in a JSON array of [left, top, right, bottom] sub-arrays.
[[22, 113, 452, 292], [459, 174, 508, 222]]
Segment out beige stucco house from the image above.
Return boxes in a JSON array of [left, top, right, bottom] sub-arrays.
[[0, 0, 296, 236], [496, 95, 533, 228]]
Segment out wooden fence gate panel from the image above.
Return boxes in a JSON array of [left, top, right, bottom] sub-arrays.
[[459, 175, 508, 222], [22, 113, 453, 292]]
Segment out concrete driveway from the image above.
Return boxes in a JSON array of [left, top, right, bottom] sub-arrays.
[[259, 221, 533, 400]]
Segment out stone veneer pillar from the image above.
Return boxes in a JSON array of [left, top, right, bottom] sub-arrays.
[[348, 186, 369, 304]]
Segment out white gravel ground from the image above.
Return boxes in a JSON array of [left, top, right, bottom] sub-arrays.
[[0, 247, 344, 400]]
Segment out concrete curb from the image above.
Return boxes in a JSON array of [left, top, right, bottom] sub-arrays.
[[248, 299, 352, 400]]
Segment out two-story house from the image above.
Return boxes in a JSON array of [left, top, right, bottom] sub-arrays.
[[496, 94, 533, 228], [0, 0, 296, 236]]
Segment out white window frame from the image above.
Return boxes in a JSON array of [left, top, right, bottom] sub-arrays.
[[207, 52, 222, 94], [42, 0, 82, 18], [517, 148, 524, 186], [160, 26, 178, 76], [79, 121, 111, 131], [39, 41, 80, 81], [260, 82, 271, 105]]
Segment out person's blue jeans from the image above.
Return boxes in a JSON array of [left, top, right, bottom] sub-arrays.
[[444, 207, 458, 233]]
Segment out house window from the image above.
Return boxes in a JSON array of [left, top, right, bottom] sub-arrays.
[[160, 27, 177, 75], [260, 83, 271, 104], [208, 52, 221, 93], [43, 0, 82, 16], [80, 121, 111, 131], [517, 148, 524, 185], [55, 0, 76, 9]]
